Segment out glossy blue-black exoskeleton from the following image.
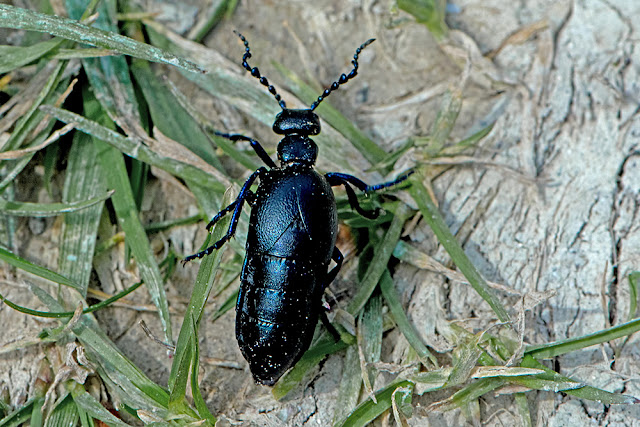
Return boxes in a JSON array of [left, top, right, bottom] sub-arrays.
[[184, 32, 411, 385]]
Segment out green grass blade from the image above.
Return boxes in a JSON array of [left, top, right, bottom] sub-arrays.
[[271, 333, 348, 400], [130, 59, 224, 171], [0, 38, 64, 73], [0, 398, 37, 427], [0, 281, 142, 318], [0, 4, 204, 73], [332, 346, 362, 424], [41, 105, 229, 193], [334, 379, 414, 427], [0, 246, 80, 289], [628, 271, 640, 321], [520, 355, 639, 404], [0, 191, 112, 217], [514, 393, 532, 427], [189, 314, 217, 425], [380, 270, 437, 366], [96, 139, 173, 343], [58, 111, 109, 294], [2, 61, 65, 152], [347, 203, 412, 315], [71, 387, 130, 427], [443, 377, 506, 412], [44, 393, 79, 427], [187, 0, 237, 42], [525, 317, 640, 359], [358, 294, 383, 398], [168, 190, 233, 404], [397, 0, 448, 39], [408, 175, 510, 322]]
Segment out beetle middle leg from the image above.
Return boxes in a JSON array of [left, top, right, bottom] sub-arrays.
[[215, 131, 277, 168], [183, 167, 266, 264]]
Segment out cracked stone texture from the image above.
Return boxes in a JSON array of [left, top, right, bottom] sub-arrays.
[[2, 0, 640, 425]]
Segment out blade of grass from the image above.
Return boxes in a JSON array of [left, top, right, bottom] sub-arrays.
[[0, 281, 143, 318], [332, 346, 362, 424], [514, 393, 532, 427], [44, 393, 79, 427], [168, 189, 233, 408], [347, 203, 412, 315], [525, 317, 640, 359], [58, 95, 109, 295], [42, 105, 228, 193], [0, 246, 80, 289], [520, 355, 639, 404], [380, 270, 437, 366], [408, 175, 510, 322], [71, 386, 130, 427], [271, 333, 349, 400], [0, 4, 204, 73], [96, 137, 173, 343], [188, 313, 217, 425], [358, 294, 383, 401], [397, 0, 448, 39], [435, 377, 506, 412], [627, 271, 640, 321], [0, 398, 37, 427], [130, 59, 224, 171], [0, 191, 112, 217], [334, 379, 414, 427], [0, 38, 64, 73], [187, 0, 238, 42]]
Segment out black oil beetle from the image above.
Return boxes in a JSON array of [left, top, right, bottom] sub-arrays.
[[184, 32, 411, 386]]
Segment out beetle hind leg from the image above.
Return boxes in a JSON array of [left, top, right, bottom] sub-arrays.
[[320, 311, 340, 342]]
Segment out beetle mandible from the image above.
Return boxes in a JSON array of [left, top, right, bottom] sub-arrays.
[[184, 32, 411, 386]]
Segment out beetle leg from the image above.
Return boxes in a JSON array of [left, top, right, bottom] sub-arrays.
[[320, 247, 343, 342], [215, 131, 277, 169], [183, 168, 266, 264], [326, 174, 380, 218], [205, 200, 237, 231], [325, 246, 344, 290], [320, 311, 340, 342], [206, 191, 256, 231], [325, 171, 413, 193]]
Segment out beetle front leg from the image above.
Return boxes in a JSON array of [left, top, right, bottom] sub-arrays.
[[215, 131, 277, 169], [206, 191, 255, 231], [183, 168, 266, 264]]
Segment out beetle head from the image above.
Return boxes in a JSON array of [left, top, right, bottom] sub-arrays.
[[273, 109, 321, 136]]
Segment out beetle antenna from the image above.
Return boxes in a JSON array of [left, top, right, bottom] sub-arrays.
[[309, 38, 375, 111], [235, 31, 287, 109]]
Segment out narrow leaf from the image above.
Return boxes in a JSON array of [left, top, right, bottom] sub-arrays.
[[0, 4, 204, 73]]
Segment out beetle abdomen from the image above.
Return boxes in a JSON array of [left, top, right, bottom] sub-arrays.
[[236, 253, 325, 385]]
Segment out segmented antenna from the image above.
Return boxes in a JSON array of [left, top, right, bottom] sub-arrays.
[[309, 38, 375, 111], [234, 31, 287, 109]]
